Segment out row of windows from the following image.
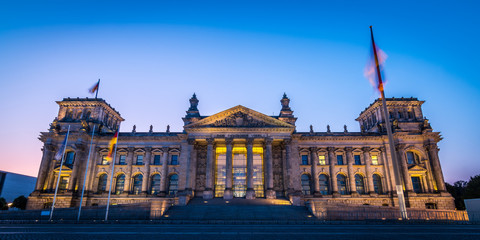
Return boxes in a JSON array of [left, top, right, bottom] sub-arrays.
[[301, 173, 383, 195], [101, 154, 178, 165], [301, 154, 379, 166], [97, 173, 179, 196]]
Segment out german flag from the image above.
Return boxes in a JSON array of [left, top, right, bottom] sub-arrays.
[[106, 130, 119, 160], [89, 79, 100, 94]]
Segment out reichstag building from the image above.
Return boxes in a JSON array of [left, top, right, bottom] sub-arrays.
[[27, 94, 454, 211]]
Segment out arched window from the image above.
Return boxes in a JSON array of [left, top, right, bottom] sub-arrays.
[[85, 111, 91, 120], [406, 151, 420, 164], [150, 174, 161, 194], [355, 174, 366, 194], [97, 174, 108, 193], [319, 174, 330, 195], [132, 174, 143, 194], [373, 174, 383, 194], [65, 151, 75, 165], [301, 174, 312, 195], [337, 174, 348, 195], [115, 174, 125, 195], [168, 174, 179, 196]]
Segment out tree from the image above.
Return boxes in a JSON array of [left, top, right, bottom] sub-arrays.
[[11, 196, 27, 210], [0, 198, 8, 210], [465, 174, 480, 199], [446, 181, 466, 210]]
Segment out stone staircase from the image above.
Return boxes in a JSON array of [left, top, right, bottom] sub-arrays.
[[161, 197, 317, 223]]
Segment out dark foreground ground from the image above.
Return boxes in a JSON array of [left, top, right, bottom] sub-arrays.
[[0, 223, 479, 240]]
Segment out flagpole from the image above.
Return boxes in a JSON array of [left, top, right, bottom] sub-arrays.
[[370, 26, 408, 220], [95, 79, 100, 99], [77, 124, 96, 221], [105, 127, 119, 221], [49, 125, 70, 221]]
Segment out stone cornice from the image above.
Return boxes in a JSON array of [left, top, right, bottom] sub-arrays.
[[56, 98, 124, 121]]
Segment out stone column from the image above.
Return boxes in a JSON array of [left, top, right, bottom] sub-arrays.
[[397, 145, 414, 192], [203, 138, 215, 199], [346, 147, 356, 195], [310, 147, 320, 195], [423, 158, 434, 193], [328, 147, 338, 195], [224, 138, 234, 199], [246, 138, 255, 199], [159, 147, 169, 196], [284, 139, 293, 193], [379, 147, 392, 194], [86, 147, 101, 192], [35, 144, 55, 191], [264, 138, 275, 199], [124, 147, 134, 193], [363, 147, 375, 194], [69, 142, 86, 192], [142, 147, 152, 194], [184, 139, 195, 195], [425, 144, 447, 192]]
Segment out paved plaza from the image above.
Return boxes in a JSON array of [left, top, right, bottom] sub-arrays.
[[0, 223, 479, 240]]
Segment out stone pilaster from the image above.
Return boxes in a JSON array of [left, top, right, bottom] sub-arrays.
[[246, 138, 255, 199], [203, 138, 215, 199], [310, 147, 320, 195], [224, 138, 234, 199], [363, 147, 375, 194], [425, 143, 447, 192], [69, 141, 87, 192], [328, 147, 338, 195], [142, 147, 152, 193], [35, 144, 55, 191], [184, 139, 195, 194], [264, 138, 275, 199], [124, 147, 134, 193], [396, 144, 413, 192], [159, 147, 169, 196], [346, 147, 356, 195]]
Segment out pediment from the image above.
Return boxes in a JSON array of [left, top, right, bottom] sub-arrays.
[[408, 165, 427, 173], [53, 165, 72, 172], [185, 105, 294, 129]]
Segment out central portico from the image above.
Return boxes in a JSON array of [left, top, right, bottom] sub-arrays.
[[183, 99, 296, 200]]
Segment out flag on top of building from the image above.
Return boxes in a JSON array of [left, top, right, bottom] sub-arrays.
[[364, 39, 387, 93], [89, 79, 100, 98]]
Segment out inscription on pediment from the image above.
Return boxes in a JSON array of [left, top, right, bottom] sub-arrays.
[[204, 112, 270, 128]]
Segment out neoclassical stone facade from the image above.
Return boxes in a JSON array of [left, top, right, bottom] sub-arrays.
[[27, 94, 454, 210]]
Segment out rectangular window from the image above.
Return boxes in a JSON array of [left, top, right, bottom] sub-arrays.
[[153, 155, 161, 165], [301, 155, 309, 165], [371, 155, 378, 165], [318, 155, 326, 165], [136, 155, 143, 165], [119, 155, 126, 165], [411, 176, 422, 193], [101, 156, 108, 165], [354, 155, 361, 165], [337, 155, 344, 165], [171, 155, 178, 165], [59, 176, 69, 191]]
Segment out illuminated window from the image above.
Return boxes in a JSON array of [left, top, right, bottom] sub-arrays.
[[318, 155, 326, 165], [354, 155, 361, 165], [101, 156, 108, 165], [58, 176, 69, 191], [119, 155, 126, 165], [170, 155, 178, 165], [153, 155, 161, 165], [301, 174, 312, 195], [97, 174, 107, 193], [132, 174, 143, 194], [408, 111, 413, 119], [371, 155, 378, 165], [337, 174, 348, 195], [168, 174, 179, 195], [150, 174, 161, 194], [115, 174, 125, 194], [301, 155, 309, 165], [65, 151, 75, 165], [373, 174, 383, 194], [319, 174, 329, 195], [136, 155, 144, 165], [337, 155, 344, 165], [355, 174, 365, 194]]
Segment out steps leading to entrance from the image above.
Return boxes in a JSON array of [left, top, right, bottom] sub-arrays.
[[162, 197, 315, 221]]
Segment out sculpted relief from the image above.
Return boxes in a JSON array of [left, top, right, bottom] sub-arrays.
[[206, 112, 270, 128]]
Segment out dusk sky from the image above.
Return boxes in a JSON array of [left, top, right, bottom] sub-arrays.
[[0, 1, 478, 183]]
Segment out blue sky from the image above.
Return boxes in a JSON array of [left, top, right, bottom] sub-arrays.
[[0, 1, 479, 183]]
